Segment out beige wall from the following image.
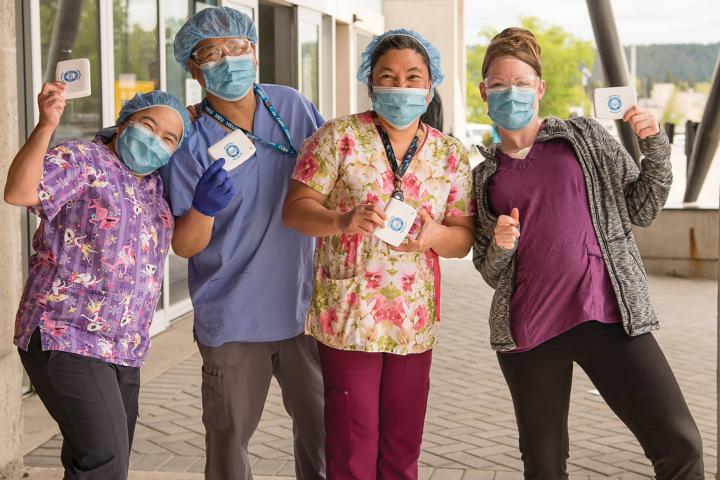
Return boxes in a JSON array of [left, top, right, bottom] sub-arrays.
[[0, 0, 24, 478], [382, 0, 466, 136], [634, 209, 719, 280]]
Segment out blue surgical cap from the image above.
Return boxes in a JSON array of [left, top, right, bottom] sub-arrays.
[[174, 6, 258, 72], [357, 29, 444, 88], [115, 90, 191, 146]]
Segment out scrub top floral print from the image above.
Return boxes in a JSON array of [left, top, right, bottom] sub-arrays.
[[292, 111, 475, 355], [13, 137, 173, 367]]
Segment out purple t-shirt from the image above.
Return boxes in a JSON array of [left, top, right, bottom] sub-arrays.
[[487, 136, 620, 352], [13, 138, 173, 367]]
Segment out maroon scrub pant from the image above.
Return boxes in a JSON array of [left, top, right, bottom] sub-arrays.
[[317, 342, 432, 480]]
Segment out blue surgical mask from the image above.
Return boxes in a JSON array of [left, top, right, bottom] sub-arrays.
[[487, 86, 537, 131], [117, 124, 172, 175], [372, 86, 430, 130], [200, 54, 256, 101]]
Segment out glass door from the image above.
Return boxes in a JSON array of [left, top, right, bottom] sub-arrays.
[[355, 29, 374, 114], [296, 7, 322, 111], [222, 0, 257, 19], [39, 0, 103, 144], [258, 0, 295, 87]]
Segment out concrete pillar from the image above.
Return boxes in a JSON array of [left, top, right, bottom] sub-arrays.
[[0, 0, 24, 478], [382, 0, 466, 137]]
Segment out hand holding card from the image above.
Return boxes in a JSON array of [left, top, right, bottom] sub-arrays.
[[593, 86, 636, 120], [55, 59, 91, 99], [207, 129, 257, 171], [374, 198, 417, 247]]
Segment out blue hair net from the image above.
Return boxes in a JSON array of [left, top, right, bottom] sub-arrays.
[[115, 90, 191, 146], [174, 6, 258, 73], [357, 29, 444, 88]]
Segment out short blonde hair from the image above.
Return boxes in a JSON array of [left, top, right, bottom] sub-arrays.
[[481, 28, 542, 79]]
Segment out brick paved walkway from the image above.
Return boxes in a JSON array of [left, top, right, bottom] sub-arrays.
[[24, 259, 717, 479]]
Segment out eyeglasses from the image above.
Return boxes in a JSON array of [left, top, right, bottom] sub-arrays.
[[484, 75, 539, 93], [192, 37, 253, 64]]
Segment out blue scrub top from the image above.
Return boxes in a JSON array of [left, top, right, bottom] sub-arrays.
[[161, 84, 324, 347]]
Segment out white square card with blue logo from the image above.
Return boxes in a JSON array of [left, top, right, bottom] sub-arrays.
[[593, 86, 637, 120], [55, 58, 91, 99], [207, 128, 257, 171], [374, 197, 418, 247]]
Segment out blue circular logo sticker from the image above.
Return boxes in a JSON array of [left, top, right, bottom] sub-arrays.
[[389, 216, 406, 232], [62, 69, 81, 83], [224, 143, 241, 159], [607, 95, 623, 113]]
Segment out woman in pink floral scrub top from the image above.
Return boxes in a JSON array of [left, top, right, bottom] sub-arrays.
[[3, 84, 198, 479], [283, 30, 475, 479]]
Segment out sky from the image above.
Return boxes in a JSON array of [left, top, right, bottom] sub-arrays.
[[465, 0, 720, 46]]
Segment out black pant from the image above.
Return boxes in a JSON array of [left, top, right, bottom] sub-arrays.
[[497, 321, 704, 480], [19, 329, 140, 480]]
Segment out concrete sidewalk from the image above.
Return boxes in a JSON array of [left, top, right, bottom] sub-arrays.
[[23, 259, 717, 479]]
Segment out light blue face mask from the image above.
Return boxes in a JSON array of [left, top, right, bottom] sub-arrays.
[[372, 86, 430, 130], [117, 123, 172, 175], [487, 86, 537, 131], [200, 53, 256, 101]]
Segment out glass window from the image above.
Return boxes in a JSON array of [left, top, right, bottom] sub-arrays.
[[113, 0, 159, 118], [40, 0, 102, 144], [169, 253, 190, 306], [161, 0, 191, 104], [195, 0, 219, 9], [355, 30, 373, 113], [160, 1, 193, 309], [258, 3, 294, 86], [300, 21, 320, 105]]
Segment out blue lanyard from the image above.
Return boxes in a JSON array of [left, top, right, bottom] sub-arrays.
[[375, 120, 420, 201], [203, 84, 297, 155]]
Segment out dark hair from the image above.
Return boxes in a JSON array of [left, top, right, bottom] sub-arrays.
[[368, 35, 431, 93]]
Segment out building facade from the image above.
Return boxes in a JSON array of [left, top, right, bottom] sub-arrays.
[[0, 0, 466, 476]]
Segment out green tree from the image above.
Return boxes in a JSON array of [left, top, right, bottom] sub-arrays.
[[661, 87, 683, 126], [466, 16, 595, 124]]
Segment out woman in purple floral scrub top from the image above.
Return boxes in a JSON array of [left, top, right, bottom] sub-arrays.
[[3, 84, 204, 479]]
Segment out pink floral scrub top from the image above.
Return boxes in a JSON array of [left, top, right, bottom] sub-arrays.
[[292, 112, 475, 355], [14, 138, 173, 367]]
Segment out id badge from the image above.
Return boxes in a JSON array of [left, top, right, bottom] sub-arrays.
[[207, 128, 257, 171], [55, 58, 92, 99], [374, 197, 417, 247], [593, 86, 637, 120]]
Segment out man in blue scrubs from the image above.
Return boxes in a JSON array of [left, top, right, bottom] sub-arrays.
[[163, 7, 325, 479]]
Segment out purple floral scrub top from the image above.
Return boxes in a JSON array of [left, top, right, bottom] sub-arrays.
[[13, 138, 173, 367]]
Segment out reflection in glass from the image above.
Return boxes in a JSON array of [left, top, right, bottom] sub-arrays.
[[160, 1, 192, 309], [113, 0, 159, 117], [162, 0, 190, 104], [169, 254, 190, 306], [355, 31, 373, 114], [300, 22, 320, 106], [40, 0, 102, 144]]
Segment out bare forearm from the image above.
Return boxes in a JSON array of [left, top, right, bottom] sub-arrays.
[[433, 224, 474, 258], [4, 124, 54, 206], [283, 198, 342, 237], [172, 208, 215, 258]]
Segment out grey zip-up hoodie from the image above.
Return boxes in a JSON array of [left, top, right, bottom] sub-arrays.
[[472, 116, 672, 352]]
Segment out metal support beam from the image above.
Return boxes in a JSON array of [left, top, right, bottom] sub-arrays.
[[684, 53, 720, 203], [586, 0, 641, 163]]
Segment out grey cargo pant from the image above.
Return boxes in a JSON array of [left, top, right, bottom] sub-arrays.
[[198, 333, 326, 480]]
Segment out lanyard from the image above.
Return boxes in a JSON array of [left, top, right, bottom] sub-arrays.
[[203, 84, 297, 155], [375, 121, 421, 201]]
